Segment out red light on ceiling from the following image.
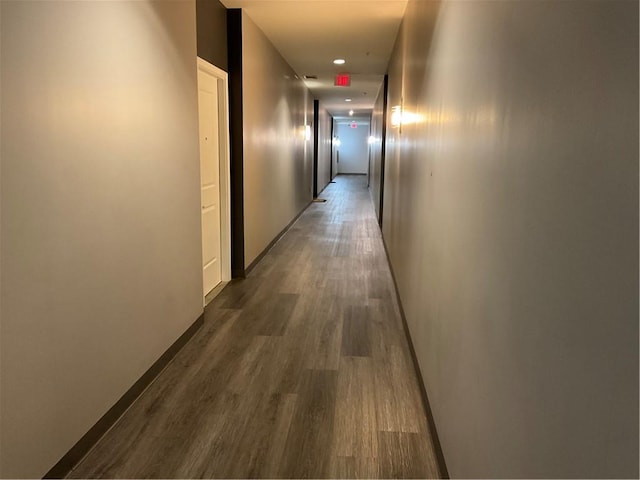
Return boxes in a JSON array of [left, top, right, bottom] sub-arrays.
[[335, 74, 351, 87]]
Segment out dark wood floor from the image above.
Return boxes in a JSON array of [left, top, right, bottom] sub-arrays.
[[68, 175, 441, 479]]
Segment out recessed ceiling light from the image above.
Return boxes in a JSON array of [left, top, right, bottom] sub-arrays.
[[345, 99, 352, 102], [333, 58, 346, 65], [349, 110, 354, 116]]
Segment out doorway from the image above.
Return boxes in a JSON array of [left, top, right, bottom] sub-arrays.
[[197, 57, 231, 305]]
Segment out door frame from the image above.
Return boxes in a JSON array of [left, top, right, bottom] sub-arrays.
[[197, 57, 232, 305], [312, 99, 319, 198]]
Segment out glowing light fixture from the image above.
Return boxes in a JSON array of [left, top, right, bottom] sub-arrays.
[[349, 110, 354, 116], [391, 104, 422, 129], [333, 58, 346, 65], [345, 98, 352, 102], [391, 105, 402, 127]]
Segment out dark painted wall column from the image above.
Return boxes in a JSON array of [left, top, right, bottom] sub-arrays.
[[196, 0, 228, 71], [227, 9, 245, 277]]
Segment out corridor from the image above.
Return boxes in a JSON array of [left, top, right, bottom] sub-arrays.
[[68, 176, 441, 479]]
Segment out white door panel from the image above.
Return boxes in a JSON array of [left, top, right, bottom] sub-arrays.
[[198, 67, 222, 296]]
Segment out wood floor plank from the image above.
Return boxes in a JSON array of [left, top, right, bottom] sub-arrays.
[[328, 456, 378, 479], [226, 335, 280, 395], [374, 344, 427, 434], [305, 300, 343, 370], [342, 305, 371, 357], [377, 431, 440, 479], [332, 356, 377, 458], [255, 292, 299, 336], [217, 277, 261, 309], [255, 393, 298, 478], [197, 392, 294, 479], [67, 176, 441, 479], [279, 369, 338, 478]]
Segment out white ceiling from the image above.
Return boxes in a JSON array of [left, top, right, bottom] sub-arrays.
[[220, 0, 408, 118]]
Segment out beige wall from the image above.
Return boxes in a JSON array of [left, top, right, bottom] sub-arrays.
[[241, 12, 313, 266], [0, 1, 203, 477], [317, 106, 332, 194], [384, 0, 638, 478]]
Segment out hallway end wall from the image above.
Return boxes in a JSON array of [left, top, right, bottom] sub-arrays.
[[0, 1, 203, 478], [383, 0, 639, 478], [239, 12, 314, 267], [336, 122, 370, 174]]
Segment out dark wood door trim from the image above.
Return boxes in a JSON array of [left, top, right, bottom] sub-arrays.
[[378, 74, 389, 227], [313, 100, 319, 198]]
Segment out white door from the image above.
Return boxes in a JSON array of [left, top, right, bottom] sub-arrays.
[[198, 66, 222, 297]]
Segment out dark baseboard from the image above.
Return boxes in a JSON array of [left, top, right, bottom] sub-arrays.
[[381, 238, 450, 479], [244, 200, 313, 276], [44, 313, 205, 479]]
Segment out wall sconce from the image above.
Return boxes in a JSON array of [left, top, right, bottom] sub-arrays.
[[391, 105, 402, 127], [391, 102, 421, 132]]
